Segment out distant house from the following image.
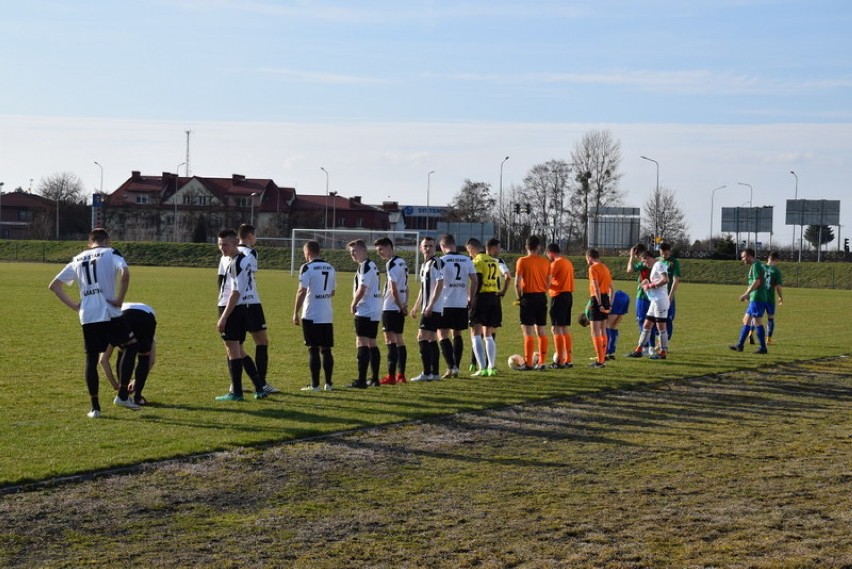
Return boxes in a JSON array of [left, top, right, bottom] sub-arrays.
[[0, 189, 54, 239], [101, 171, 390, 242], [103, 171, 295, 242]]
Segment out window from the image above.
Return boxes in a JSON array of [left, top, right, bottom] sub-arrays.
[[237, 197, 251, 207], [135, 195, 149, 204], [356, 217, 364, 228], [18, 209, 33, 221], [197, 196, 212, 206]]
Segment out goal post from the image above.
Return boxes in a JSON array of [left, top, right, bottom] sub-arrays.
[[258, 229, 422, 276]]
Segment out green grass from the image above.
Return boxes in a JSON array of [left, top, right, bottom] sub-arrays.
[[1, 262, 850, 488]]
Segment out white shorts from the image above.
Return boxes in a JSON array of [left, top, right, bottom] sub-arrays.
[[647, 296, 670, 320]]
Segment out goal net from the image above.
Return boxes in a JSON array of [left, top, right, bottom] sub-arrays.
[[259, 228, 422, 276]]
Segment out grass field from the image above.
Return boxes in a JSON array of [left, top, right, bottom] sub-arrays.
[[1, 262, 850, 488]]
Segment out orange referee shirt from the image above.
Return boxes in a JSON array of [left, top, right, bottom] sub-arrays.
[[515, 254, 550, 294], [548, 256, 574, 297], [588, 261, 612, 298]]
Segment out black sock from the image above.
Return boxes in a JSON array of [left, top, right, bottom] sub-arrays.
[[308, 347, 321, 387], [228, 359, 244, 396], [397, 345, 407, 375], [357, 346, 370, 382], [133, 355, 151, 402], [85, 351, 100, 407], [370, 346, 381, 381], [117, 343, 139, 400], [255, 344, 268, 384], [387, 343, 398, 376], [321, 348, 334, 385], [430, 341, 440, 375], [242, 355, 264, 391], [453, 335, 463, 369], [440, 338, 455, 369], [419, 340, 431, 375]]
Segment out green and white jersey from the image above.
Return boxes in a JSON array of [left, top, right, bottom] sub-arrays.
[[764, 264, 783, 304], [748, 260, 769, 303], [633, 261, 650, 300], [658, 255, 681, 293]]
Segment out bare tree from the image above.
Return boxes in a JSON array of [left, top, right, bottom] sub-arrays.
[[522, 160, 573, 245], [642, 186, 689, 246], [446, 179, 494, 222], [568, 130, 624, 247], [37, 172, 86, 204]]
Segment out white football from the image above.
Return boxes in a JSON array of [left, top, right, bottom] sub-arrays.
[[553, 352, 560, 364], [507, 354, 525, 370]]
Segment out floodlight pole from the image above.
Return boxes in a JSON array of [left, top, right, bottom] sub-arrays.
[[320, 167, 329, 229], [710, 185, 727, 245], [174, 162, 186, 242], [640, 156, 659, 248], [426, 170, 435, 232], [790, 171, 802, 262], [499, 156, 509, 245]]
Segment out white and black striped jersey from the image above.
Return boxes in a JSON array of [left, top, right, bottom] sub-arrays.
[[419, 255, 445, 313], [217, 255, 231, 307], [494, 256, 511, 284], [53, 246, 128, 325], [353, 258, 382, 320], [439, 252, 476, 308], [220, 252, 253, 306], [298, 258, 336, 324], [237, 245, 261, 305], [121, 302, 156, 316], [382, 255, 409, 312]]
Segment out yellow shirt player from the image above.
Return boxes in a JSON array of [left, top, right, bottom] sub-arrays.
[[466, 238, 501, 376]]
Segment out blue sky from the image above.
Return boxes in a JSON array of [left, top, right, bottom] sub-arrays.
[[2, 0, 851, 244]]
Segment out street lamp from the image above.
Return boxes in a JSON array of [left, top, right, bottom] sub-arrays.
[[640, 155, 660, 247], [320, 167, 329, 229], [737, 182, 754, 247], [250, 192, 259, 226], [329, 191, 338, 229], [499, 156, 509, 244], [93, 161, 104, 229], [174, 162, 186, 242], [426, 170, 435, 232], [790, 171, 801, 262], [709, 185, 728, 243]]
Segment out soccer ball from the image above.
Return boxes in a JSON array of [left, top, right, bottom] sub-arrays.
[[507, 354, 525, 370], [553, 352, 560, 364]]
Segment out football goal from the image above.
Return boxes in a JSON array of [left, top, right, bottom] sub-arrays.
[[258, 229, 422, 276]]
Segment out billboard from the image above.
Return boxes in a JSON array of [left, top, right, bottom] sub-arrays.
[[588, 207, 641, 248], [785, 200, 840, 226], [721, 206, 774, 233]]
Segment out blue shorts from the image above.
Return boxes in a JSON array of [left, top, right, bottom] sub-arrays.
[[611, 291, 630, 315], [745, 301, 768, 318], [766, 303, 777, 317]]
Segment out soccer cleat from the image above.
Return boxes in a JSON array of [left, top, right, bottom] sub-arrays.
[[650, 351, 667, 360], [533, 364, 547, 371], [215, 392, 244, 401], [395, 373, 406, 384], [348, 381, 368, 389], [563, 362, 574, 369], [486, 368, 497, 377], [605, 354, 616, 361], [754, 348, 768, 354], [441, 368, 459, 379], [748, 333, 755, 345], [114, 396, 141, 410], [410, 372, 431, 382], [323, 384, 334, 391], [471, 369, 489, 377], [379, 374, 397, 385], [87, 409, 101, 419], [366, 379, 380, 387], [729, 344, 744, 352], [589, 362, 606, 368], [767, 337, 774, 345], [300, 385, 320, 392], [626, 350, 643, 358], [260, 384, 280, 394]]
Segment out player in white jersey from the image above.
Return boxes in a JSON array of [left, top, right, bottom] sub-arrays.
[[237, 224, 278, 395], [99, 302, 157, 405], [627, 250, 670, 360], [436, 234, 477, 378], [409, 236, 444, 381], [374, 237, 409, 385], [347, 239, 382, 388], [293, 240, 336, 391], [49, 228, 140, 418]]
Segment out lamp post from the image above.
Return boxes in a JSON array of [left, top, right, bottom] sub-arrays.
[[93, 161, 103, 229], [709, 185, 728, 245], [174, 162, 186, 242], [790, 171, 801, 262], [737, 182, 753, 247], [499, 156, 509, 244], [640, 156, 660, 247], [250, 192, 259, 226], [320, 167, 329, 229], [329, 191, 338, 229], [426, 170, 435, 232]]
